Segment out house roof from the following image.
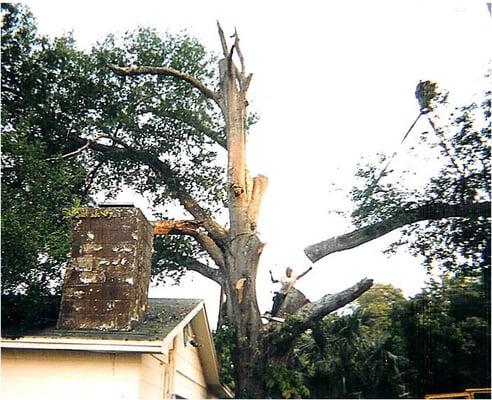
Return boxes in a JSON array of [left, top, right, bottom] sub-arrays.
[[3, 298, 203, 341]]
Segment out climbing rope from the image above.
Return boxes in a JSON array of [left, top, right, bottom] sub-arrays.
[[358, 81, 438, 209]]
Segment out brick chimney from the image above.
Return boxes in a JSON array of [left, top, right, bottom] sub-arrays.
[[57, 206, 153, 331]]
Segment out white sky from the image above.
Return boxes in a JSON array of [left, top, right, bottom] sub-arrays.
[[23, 0, 491, 328]]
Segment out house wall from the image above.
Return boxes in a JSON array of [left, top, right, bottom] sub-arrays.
[[138, 353, 166, 399], [1, 348, 142, 400], [173, 326, 213, 399]]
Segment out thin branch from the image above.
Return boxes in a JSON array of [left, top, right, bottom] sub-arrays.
[[81, 160, 105, 197], [45, 134, 113, 161], [426, 114, 464, 174], [304, 201, 491, 263], [107, 64, 220, 105], [359, 111, 423, 209], [159, 109, 226, 149]]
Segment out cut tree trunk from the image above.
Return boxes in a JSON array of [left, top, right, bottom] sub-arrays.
[[222, 235, 265, 397]]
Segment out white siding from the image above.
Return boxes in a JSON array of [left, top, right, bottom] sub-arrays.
[[173, 328, 211, 399], [138, 354, 165, 400], [1, 349, 141, 400]]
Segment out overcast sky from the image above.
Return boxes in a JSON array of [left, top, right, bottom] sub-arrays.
[[23, 0, 491, 327]]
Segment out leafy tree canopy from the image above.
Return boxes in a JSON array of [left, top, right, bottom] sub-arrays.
[[1, 4, 226, 301]]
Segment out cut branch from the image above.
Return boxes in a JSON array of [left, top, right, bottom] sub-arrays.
[[248, 175, 269, 229], [268, 278, 374, 352], [305, 201, 491, 263], [153, 219, 202, 236], [153, 219, 225, 268], [107, 64, 220, 105]]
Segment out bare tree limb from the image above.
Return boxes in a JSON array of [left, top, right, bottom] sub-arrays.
[[182, 257, 223, 284], [216, 21, 229, 59], [232, 29, 246, 78], [153, 219, 225, 268], [293, 278, 373, 326], [107, 64, 221, 105], [305, 201, 491, 263]]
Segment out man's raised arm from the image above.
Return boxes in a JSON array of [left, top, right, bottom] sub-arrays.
[[296, 266, 313, 280]]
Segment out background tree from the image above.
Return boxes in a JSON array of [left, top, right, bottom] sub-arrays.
[[294, 284, 408, 398], [1, 4, 93, 329], [394, 274, 491, 397]]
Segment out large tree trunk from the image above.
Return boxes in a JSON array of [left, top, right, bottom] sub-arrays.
[[222, 235, 264, 397]]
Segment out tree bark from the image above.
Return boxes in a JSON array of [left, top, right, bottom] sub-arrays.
[[305, 201, 491, 263], [266, 278, 374, 360]]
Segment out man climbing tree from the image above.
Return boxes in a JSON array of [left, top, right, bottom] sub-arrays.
[[268, 266, 313, 317]]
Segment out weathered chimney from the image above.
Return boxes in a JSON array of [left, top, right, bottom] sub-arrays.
[[57, 207, 153, 331]]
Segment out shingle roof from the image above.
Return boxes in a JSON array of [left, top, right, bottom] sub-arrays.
[[3, 298, 203, 341]]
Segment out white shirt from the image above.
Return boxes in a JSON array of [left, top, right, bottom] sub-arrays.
[[279, 275, 297, 294]]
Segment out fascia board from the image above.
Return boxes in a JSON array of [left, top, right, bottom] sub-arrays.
[[0, 336, 167, 355]]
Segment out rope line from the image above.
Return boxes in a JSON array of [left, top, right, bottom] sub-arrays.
[[359, 111, 424, 209]]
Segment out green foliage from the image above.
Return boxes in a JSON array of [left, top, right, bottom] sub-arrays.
[[84, 27, 226, 212], [1, 294, 61, 334], [295, 285, 409, 398], [292, 278, 489, 398], [394, 275, 491, 397], [270, 315, 305, 354], [1, 3, 90, 298], [213, 318, 236, 390], [263, 364, 310, 399]]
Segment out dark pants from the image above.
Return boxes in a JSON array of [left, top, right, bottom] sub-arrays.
[[271, 292, 286, 317]]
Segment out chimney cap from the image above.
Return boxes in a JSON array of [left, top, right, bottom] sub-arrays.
[[97, 202, 135, 208]]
